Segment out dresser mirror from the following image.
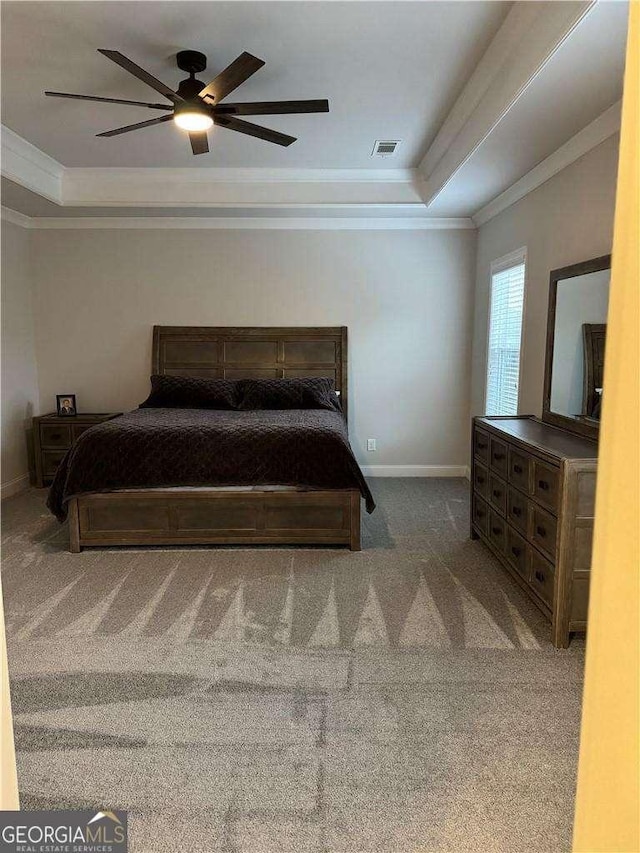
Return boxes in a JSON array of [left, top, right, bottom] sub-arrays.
[[543, 254, 611, 440]]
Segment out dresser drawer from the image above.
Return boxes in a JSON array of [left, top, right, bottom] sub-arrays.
[[506, 526, 529, 581], [530, 550, 555, 607], [531, 504, 557, 561], [472, 495, 489, 536], [488, 509, 507, 554], [533, 460, 559, 511], [40, 424, 72, 449], [42, 449, 68, 478], [508, 447, 530, 493], [473, 461, 489, 499], [507, 487, 528, 534], [488, 474, 507, 516], [474, 428, 490, 463], [489, 437, 508, 477]]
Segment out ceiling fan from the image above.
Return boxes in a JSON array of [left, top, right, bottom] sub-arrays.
[[45, 49, 329, 155]]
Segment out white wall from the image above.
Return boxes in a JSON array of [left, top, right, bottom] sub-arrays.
[[471, 134, 619, 417], [1, 219, 39, 493], [29, 227, 477, 469]]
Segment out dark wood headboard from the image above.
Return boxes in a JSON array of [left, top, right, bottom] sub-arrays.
[[582, 323, 606, 417], [152, 326, 349, 418]]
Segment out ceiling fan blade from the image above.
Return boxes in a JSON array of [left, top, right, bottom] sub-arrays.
[[189, 131, 209, 155], [98, 49, 183, 103], [96, 114, 173, 137], [45, 91, 173, 110], [212, 99, 329, 116], [198, 52, 265, 102], [214, 115, 296, 147]]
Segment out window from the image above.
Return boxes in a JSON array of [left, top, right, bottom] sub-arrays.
[[485, 249, 526, 416]]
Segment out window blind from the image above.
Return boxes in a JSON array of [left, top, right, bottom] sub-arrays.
[[486, 260, 525, 416]]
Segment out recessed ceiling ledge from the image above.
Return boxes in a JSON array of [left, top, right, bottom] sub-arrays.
[[417, 0, 597, 205]]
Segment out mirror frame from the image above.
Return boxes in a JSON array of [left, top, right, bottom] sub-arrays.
[[542, 253, 611, 441]]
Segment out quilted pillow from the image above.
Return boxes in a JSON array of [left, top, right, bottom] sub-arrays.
[[139, 374, 238, 409], [237, 377, 341, 411]]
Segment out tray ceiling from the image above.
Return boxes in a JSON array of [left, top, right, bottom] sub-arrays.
[[0, 0, 509, 169], [0, 1, 628, 222]]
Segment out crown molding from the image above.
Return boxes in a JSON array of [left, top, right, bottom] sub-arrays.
[[473, 100, 622, 227], [3, 93, 618, 230], [19, 214, 474, 230], [65, 167, 416, 184], [0, 206, 474, 230], [1, 205, 33, 228], [419, 0, 597, 206], [1, 126, 63, 203], [62, 169, 424, 207], [420, 2, 544, 178], [0, 127, 421, 208]]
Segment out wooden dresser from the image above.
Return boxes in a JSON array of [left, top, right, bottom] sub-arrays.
[[33, 412, 121, 487], [470, 415, 598, 647]]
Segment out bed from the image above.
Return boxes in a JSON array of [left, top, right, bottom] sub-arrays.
[[48, 326, 374, 552]]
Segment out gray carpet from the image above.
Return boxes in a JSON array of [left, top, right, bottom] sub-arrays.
[[1, 479, 585, 852]]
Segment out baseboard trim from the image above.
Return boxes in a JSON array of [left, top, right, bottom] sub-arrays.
[[1, 474, 30, 500], [361, 465, 468, 478]]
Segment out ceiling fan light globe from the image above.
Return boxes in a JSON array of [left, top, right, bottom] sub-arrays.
[[173, 110, 213, 132]]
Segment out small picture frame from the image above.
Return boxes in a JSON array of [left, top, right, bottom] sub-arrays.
[[56, 394, 77, 417]]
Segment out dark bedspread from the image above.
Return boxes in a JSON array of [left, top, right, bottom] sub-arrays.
[[47, 408, 375, 521]]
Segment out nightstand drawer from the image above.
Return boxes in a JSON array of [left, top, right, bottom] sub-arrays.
[[33, 412, 122, 487], [42, 450, 68, 477], [72, 423, 96, 441], [473, 461, 489, 499], [41, 424, 72, 448]]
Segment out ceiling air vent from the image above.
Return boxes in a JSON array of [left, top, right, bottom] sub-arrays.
[[372, 139, 401, 157]]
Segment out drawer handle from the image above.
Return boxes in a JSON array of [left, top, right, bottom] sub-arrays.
[[538, 479, 550, 491], [476, 509, 485, 518], [536, 525, 546, 538], [49, 433, 62, 440], [512, 506, 522, 517], [476, 475, 485, 484], [534, 570, 545, 583], [477, 440, 487, 450], [492, 489, 502, 498], [493, 452, 505, 461], [511, 546, 521, 557], [513, 464, 523, 474], [492, 526, 502, 536]]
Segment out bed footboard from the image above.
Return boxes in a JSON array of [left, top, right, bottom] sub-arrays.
[[68, 488, 361, 552]]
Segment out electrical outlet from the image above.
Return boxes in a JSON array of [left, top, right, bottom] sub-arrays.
[[367, 438, 377, 452]]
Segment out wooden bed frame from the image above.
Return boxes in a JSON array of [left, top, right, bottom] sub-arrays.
[[68, 326, 362, 552]]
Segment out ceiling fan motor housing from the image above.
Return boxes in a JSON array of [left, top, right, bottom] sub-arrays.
[[176, 50, 207, 75], [176, 51, 209, 100]]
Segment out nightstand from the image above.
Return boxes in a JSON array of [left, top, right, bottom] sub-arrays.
[[33, 412, 122, 488]]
